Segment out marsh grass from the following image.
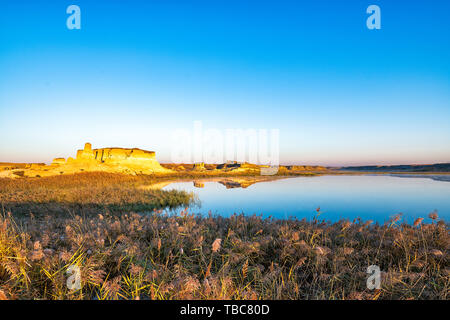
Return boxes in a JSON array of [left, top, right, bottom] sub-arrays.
[[0, 209, 448, 300], [0, 172, 194, 215]]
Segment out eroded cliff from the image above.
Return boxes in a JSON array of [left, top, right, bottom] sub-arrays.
[[5, 143, 172, 178]]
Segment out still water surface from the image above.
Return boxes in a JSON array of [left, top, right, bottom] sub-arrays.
[[162, 175, 450, 223]]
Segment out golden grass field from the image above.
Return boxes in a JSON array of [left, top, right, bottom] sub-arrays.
[[0, 173, 448, 300], [0, 172, 194, 215]]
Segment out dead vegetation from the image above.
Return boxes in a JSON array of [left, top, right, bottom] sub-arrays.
[[0, 208, 447, 300], [0, 172, 194, 215]]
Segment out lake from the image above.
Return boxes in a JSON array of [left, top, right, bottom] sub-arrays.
[[162, 175, 450, 223]]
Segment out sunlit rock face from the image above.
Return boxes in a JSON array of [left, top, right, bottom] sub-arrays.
[[76, 142, 96, 161], [14, 143, 173, 178], [72, 143, 171, 173], [75, 143, 158, 165], [193, 162, 206, 171], [94, 148, 156, 164]]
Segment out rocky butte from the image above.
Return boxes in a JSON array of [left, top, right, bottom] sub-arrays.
[[2, 143, 172, 178]]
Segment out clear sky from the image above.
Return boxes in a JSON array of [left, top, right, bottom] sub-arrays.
[[1, 0, 449, 166]]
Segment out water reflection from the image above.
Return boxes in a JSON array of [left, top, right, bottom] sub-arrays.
[[160, 175, 450, 223]]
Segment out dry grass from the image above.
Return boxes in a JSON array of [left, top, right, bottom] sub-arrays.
[[0, 209, 447, 300], [0, 172, 194, 215]]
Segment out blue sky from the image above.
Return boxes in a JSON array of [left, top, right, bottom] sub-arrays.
[[1, 0, 449, 165]]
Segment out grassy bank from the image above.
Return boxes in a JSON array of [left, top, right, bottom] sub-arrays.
[[0, 210, 448, 300], [0, 172, 194, 215]]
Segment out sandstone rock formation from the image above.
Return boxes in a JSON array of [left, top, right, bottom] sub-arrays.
[[9, 143, 173, 178], [74, 143, 163, 168], [193, 162, 206, 171]]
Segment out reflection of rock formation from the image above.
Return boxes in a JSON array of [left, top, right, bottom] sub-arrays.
[[139, 176, 288, 190], [193, 181, 205, 188], [139, 181, 174, 190], [218, 180, 242, 189], [218, 178, 257, 189]]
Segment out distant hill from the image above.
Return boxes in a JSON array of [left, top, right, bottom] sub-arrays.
[[337, 163, 450, 172], [0, 162, 45, 170]]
